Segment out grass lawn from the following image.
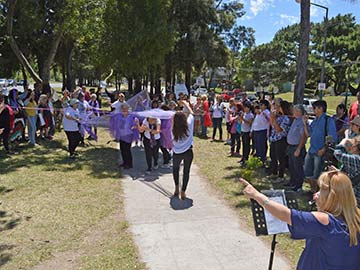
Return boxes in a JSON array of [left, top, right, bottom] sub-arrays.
[[0, 130, 145, 270]]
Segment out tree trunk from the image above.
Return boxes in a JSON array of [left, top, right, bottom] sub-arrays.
[[150, 71, 154, 96], [208, 69, 215, 89], [41, 27, 64, 83], [172, 70, 176, 91], [165, 54, 172, 87], [127, 77, 133, 94], [21, 65, 28, 90], [203, 70, 208, 89], [134, 77, 142, 94], [185, 61, 192, 90], [294, 0, 310, 105], [64, 40, 75, 91]]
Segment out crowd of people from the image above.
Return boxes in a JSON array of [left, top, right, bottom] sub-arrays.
[[1, 83, 360, 269]]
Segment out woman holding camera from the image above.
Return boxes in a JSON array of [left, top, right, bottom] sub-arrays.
[[240, 171, 360, 270]]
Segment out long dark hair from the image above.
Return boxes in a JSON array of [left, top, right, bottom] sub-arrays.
[[172, 111, 189, 141]]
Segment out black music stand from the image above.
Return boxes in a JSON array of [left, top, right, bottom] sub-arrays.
[[250, 190, 298, 270]]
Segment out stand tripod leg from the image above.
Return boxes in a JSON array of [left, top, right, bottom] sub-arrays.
[[268, 234, 277, 270]]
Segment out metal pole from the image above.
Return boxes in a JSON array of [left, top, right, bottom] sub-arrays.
[[268, 234, 277, 270], [345, 62, 351, 110], [319, 6, 328, 100]]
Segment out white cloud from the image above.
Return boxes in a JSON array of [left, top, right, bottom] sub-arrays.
[[274, 14, 299, 26], [239, 14, 254, 21], [250, 0, 274, 16]]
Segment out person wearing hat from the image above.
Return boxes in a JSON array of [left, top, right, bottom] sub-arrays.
[[334, 136, 360, 206], [303, 100, 338, 192], [63, 98, 82, 159], [286, 104, 307, 192], [346, 115, 360, 139]]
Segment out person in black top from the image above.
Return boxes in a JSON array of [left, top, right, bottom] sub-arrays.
[[0, 94, 11, 153]]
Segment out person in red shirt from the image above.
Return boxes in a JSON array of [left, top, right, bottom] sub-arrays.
[[82, 85, 90, 101], [349, 91, 360, 121]]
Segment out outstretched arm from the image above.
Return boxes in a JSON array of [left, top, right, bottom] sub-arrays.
[[239, 178, 292, 225]]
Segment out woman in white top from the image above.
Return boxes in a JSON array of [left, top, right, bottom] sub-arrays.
[[63, 98, 82, 159], [172, 100, 194, 200], [210, 95, 225, 141], [251, 100, 270, 163], [137, 117, 161, 174]]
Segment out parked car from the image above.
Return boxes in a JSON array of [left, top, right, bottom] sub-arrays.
[[6, 79, 16, 86], [17, 79, 26, 86], [232, 88, 243, 96], [303, 98, 317, 115], [196, 88, 208, 96], [0, 78, 7, 88], [221, 91, 234, 102], [340, 92, 353, 96]]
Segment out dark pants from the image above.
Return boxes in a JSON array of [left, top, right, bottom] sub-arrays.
[[212, 117, 223, 140], [200, 116, 207, 137], [0, 129, 10, 151], [173, 148, 193, 192], [143, 137, 160, 170], [160, 146, 171, 164], [119, 140, 133, 167], [230, 133, 241, 153], [65, 130, 82, 155], [253, 129, 268, 162], [242, 132, 251, 161], [269, 138, 287, 178], [287, 145, 306, 189]]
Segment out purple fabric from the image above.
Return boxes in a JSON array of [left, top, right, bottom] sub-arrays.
[[109, 113, 139, 143], [127, 90, 151, 111], [160, 118, 173, 149], [133, 109, 175, 120]]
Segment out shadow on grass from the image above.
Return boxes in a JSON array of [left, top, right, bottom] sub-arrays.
[[0, 208, 20, 267], [0, 140, 121, 180]]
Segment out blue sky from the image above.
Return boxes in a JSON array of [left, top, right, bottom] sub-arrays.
[[237, 0, 360, 45]]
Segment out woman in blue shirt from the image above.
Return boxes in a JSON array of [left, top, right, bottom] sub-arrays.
[[240, 171, 360, 270]]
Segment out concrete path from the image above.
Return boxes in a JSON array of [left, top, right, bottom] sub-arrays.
[[122, 147, 291, 270]]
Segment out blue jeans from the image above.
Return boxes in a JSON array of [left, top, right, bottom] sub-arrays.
[[27, 116, 37, 145], [287, 145, 306, 189], [304, 152, 324, 180], [253, 129, 268, 162], [212, 117, 223, 140]]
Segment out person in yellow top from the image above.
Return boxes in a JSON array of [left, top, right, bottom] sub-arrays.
[[24, 90, 38, 146]]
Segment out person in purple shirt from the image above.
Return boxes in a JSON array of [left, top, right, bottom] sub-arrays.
[[240, 171, 360, 270]]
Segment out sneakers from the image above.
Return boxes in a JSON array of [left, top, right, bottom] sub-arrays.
[[153, 165, 159, 170], [145, 169, 152, 175]]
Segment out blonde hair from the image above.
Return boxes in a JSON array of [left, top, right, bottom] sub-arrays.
[[318, 171, 360, 246]]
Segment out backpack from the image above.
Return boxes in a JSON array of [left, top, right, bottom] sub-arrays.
[[6, 105, 15, 131]]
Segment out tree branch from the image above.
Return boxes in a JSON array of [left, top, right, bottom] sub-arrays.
[[6, 0, 42, 83]]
